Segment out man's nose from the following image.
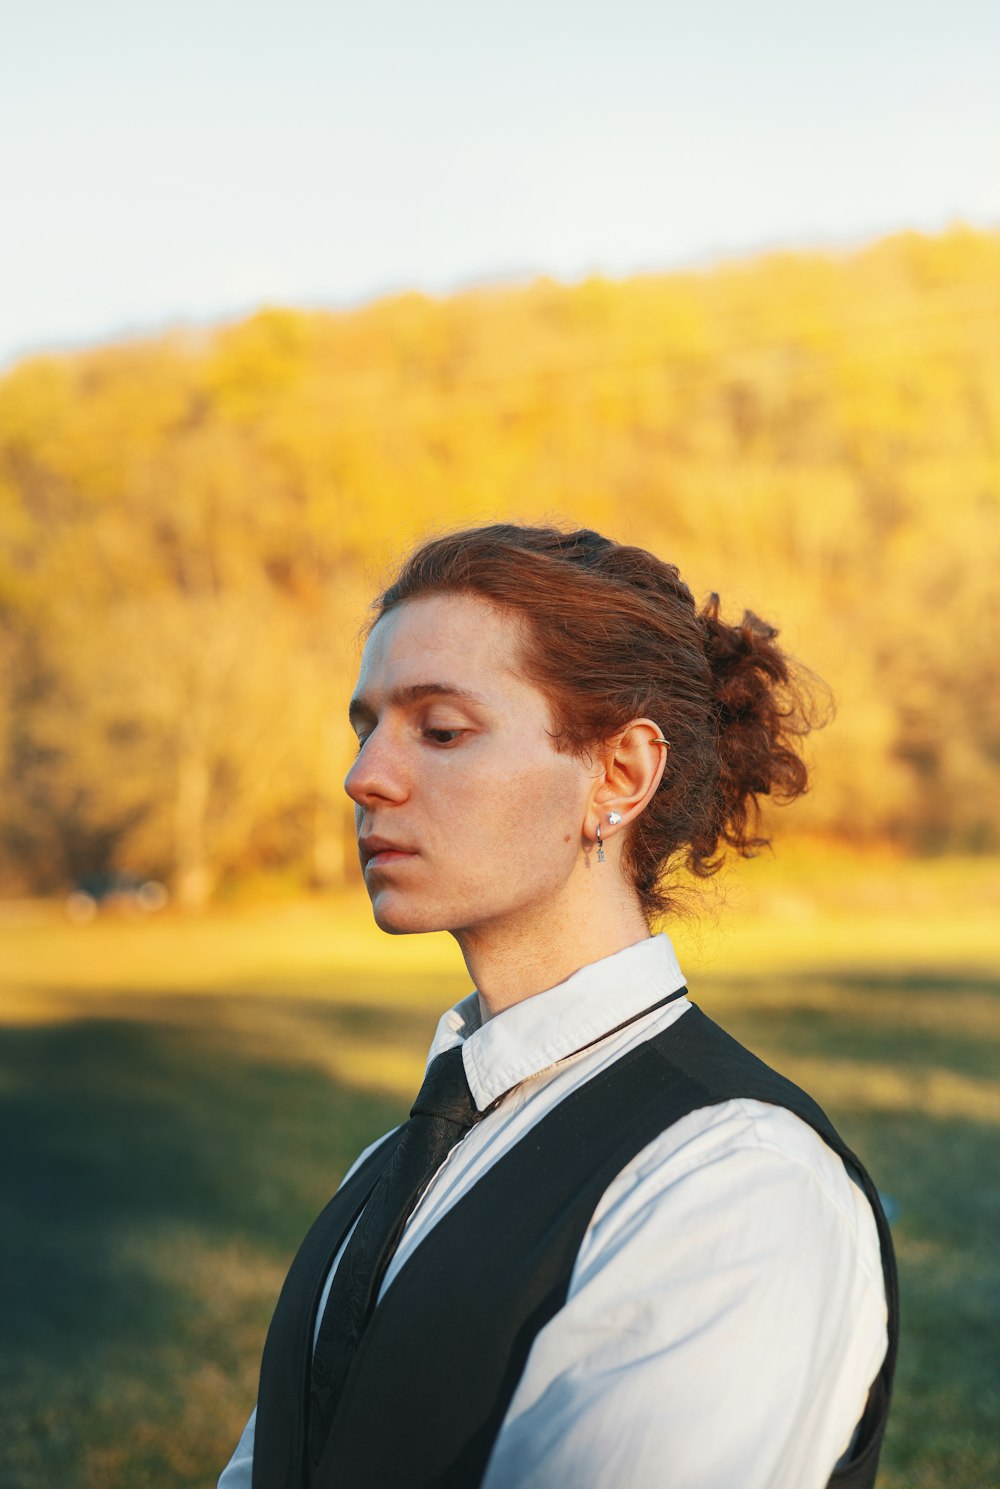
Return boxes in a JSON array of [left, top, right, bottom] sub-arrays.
[[344, 726, 408, 807]]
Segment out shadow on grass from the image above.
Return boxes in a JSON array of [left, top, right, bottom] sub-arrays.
[[1, 970, 997, 1488], [0, 998, 421, 1489], [697, 969, 1000, 1083]]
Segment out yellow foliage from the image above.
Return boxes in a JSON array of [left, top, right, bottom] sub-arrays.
[[1, 227, 998, 900]]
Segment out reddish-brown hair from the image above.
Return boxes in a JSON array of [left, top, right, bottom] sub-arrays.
[[372, 523, 827, 921]]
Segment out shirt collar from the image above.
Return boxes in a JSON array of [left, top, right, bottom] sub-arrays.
[[426, 932, 687, 1111]]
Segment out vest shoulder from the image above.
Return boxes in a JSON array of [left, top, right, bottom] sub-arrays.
[[647, 1003, 841, 1148]]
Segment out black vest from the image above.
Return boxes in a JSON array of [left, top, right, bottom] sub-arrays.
[[253, 1003, 899, 1489]]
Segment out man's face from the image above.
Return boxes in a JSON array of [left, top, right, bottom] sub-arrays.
[[345, 593, 596, 937]]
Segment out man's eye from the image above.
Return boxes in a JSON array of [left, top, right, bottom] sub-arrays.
[[353, 734, 370, 754], [424, 728, 463, 745]]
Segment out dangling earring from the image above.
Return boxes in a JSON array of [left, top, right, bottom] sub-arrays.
[[596, 825, 606, 863]]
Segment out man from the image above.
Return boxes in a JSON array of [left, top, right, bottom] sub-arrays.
[[220, 525, 896, 1489]]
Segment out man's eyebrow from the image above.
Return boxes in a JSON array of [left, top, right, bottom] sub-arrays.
[[348, 683, 489, 725]]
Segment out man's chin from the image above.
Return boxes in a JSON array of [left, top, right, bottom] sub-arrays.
[[369, 893, 444, 937]]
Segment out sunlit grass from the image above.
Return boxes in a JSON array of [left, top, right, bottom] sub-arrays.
[[2, 848, 997, 1006], [1, 852, 997, 1487]]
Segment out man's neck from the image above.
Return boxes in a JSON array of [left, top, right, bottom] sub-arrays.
[[453, 888, 651, 1021]]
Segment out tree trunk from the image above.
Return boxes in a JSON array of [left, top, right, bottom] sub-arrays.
[[311, 709, 351, 887], [174, 738, 213, 910]]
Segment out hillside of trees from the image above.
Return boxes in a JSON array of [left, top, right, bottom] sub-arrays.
[[1, 225, 998, 906]]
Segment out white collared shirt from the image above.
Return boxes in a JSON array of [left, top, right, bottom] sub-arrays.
[[220, 933, 888, 1489]]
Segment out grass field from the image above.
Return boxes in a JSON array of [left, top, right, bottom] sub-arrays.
[[1, 853, 998, 1488]]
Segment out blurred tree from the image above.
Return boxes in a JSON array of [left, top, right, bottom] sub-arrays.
[[1, 226, 997, 900]]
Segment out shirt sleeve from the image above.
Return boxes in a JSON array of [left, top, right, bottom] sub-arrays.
[[481, 1098, 888, 1489], [217, 1407, 255, 1489]]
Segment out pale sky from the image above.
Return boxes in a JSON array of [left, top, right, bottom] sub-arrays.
[[2, 0, 999, 365]]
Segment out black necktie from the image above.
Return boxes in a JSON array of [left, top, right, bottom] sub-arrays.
[[308, 1044, 481, 1468]]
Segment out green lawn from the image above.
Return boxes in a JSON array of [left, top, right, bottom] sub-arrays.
[[1, 866, 998, 1488]]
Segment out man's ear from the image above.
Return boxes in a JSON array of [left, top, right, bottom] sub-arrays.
[[584, 718, 668, 846]]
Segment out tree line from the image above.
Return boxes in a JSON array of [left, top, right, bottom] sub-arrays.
[[1, 224, 998, 906]]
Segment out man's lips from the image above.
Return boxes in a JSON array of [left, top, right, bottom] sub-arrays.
[[359, 837, 419, 869]]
